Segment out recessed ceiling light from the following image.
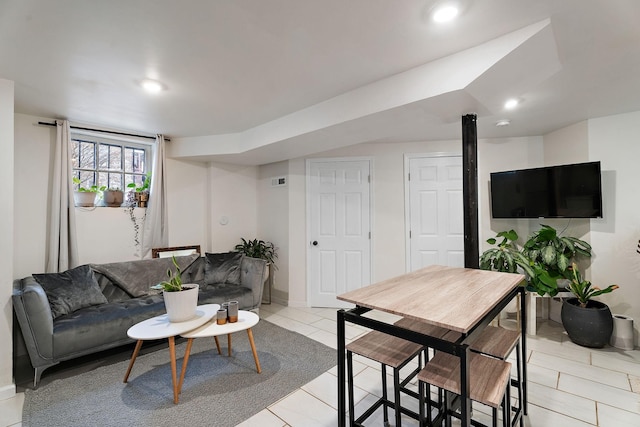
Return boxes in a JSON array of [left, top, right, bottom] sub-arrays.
[[504, 98, 519, 110], [432, 5, 459, 23], [140, 79, 164, 94], [495, 119, 511, 127]]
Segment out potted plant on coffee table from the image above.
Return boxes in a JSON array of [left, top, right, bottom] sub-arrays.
[[561, 262, 619, 348], [157, 256, 199, 322]]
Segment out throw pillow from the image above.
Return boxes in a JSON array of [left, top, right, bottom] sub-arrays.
[[204, 252, 243, 286], [33, 265, 108, 319]]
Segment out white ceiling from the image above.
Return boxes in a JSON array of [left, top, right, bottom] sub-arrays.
[[2, 0, 640, 165]]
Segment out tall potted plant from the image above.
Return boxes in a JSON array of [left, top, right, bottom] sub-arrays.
[[234, 238, 278, 268], [561, 263, 619, 347], [157, 256, 199, 322]]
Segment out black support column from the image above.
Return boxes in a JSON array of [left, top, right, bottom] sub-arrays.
[[462, 114, 479, 269]]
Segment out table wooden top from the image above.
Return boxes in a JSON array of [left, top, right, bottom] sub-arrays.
[[337, 265, 525, 333]]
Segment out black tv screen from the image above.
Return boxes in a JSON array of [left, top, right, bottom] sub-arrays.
[[490, 161, 603, 219]]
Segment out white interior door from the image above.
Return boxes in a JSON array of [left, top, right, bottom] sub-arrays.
[[407, 155, 463, 271], [307, 159, 371, 307]]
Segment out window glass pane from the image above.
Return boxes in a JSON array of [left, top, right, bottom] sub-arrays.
[[109, 145, 123, 171], [77, 171, 95, 190], [78, 141, 95, 169], [98, 144, 109, 170], [108, 173, 122, 190], [132, 149, 145, 174], [71, 140, 79, 168]]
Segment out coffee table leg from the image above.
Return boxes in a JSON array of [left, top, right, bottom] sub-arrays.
[[168, 336, 179, 404], [214, 336, 222, 355], [123, 340, 143, 383], [178, 338, 194, 395], [247, 328, 261, 373], [228, 333, 232, 357]]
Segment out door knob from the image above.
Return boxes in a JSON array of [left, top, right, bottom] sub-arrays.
[[312, 241, 318, 246]]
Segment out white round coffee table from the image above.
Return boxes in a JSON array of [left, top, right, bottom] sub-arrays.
[[123, 304, 219, 404], [178, 310, 261, 393]]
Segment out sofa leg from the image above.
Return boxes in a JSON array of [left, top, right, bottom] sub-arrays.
[[34, 367, 43, 388], [33, 363, 58, 388]]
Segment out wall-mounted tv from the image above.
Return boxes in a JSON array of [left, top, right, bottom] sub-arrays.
[[490, 161, 603, 219]]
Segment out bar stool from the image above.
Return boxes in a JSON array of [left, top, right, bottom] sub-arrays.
[[394, 319, 523, 427], [346, 328, 425, 426], [470, 326, 524, 426], [418, 352, 512, 427]]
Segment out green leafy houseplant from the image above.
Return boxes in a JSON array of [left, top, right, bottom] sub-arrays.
[[72, 177, 106, 193], [480, 229, 533, 275], [521, 224, 592, 296], [567, 262, 618, 308], [159, 256, 184, 292], [234, 238, 278, 269], [480, 225, 593, 296], [127, 171, 152, 193]]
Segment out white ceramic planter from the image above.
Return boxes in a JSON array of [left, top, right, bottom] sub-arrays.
[[163, 284, 199, 322], [74, 191, 97, 207]]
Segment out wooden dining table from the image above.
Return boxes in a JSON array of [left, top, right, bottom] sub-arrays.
[[336, 264, 527, 427]]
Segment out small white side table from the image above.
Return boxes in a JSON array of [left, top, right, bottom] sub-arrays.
[[178, 310, 261, 394], [123, 304, 219, 403]]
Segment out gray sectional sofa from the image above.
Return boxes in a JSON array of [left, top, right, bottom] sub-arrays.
[[12, 252, 267, 387]]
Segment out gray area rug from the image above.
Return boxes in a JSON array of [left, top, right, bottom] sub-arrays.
[[23, 319, 336, 427]]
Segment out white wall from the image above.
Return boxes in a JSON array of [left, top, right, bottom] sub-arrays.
[[589, 111, 640, 342], [208, 162, 258, 253], [1, 79, 15, 398], [165, 158, 208, 251], [257, 162, 289, 302]]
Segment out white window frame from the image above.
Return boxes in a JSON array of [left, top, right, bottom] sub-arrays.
[[70, 130, 153, 194]]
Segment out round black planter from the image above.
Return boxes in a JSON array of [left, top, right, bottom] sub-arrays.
[[561, 298, 613, 348]]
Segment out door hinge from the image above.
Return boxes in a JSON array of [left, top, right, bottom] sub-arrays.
[[409, 230, 412, 238], [368, 175, 371, 183], [408, 173, 411, 181], [369, 231, 371, 239]]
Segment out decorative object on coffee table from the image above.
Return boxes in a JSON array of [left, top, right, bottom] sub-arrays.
[[158, 256, 199, 322]]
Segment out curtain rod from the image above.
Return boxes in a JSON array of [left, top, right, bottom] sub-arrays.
[[37, 121, 169, 141]]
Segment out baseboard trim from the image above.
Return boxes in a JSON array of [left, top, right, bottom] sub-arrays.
[[287, 299, 308, 308], [0, 383, 16, 400]]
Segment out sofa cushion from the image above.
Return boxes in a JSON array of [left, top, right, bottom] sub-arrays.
[[33, 265, 108, 319], [91, 254, 200, 297], [198, 284, 253, 309], [204, 252, 243, 286]]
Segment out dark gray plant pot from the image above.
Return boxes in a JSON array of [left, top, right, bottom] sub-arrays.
[[561, 298, 613, 348]]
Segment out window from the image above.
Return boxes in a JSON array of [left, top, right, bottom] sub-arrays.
[[71, 134, 151, 192]]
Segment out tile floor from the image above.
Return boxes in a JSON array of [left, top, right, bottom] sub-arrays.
[[2, 302, 640, 427]]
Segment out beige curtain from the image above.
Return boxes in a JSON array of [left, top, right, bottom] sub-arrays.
[[46, 120, 78, 272], [140, 134, 168, 258]]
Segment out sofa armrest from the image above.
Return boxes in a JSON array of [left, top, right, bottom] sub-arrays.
[[239, 257, 267, 309], [12, 277, 55, 367]]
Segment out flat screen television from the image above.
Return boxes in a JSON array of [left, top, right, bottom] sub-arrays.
[[490, 161, 603, 219]]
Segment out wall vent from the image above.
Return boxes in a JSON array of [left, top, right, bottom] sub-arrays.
[[271, 176, 287, 187]]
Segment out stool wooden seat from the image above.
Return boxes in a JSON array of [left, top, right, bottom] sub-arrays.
[[471, 326, 524, 427], [471, 326, 519, 359], [347, 329, 424, 426], [418, 352, 511, 427]]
